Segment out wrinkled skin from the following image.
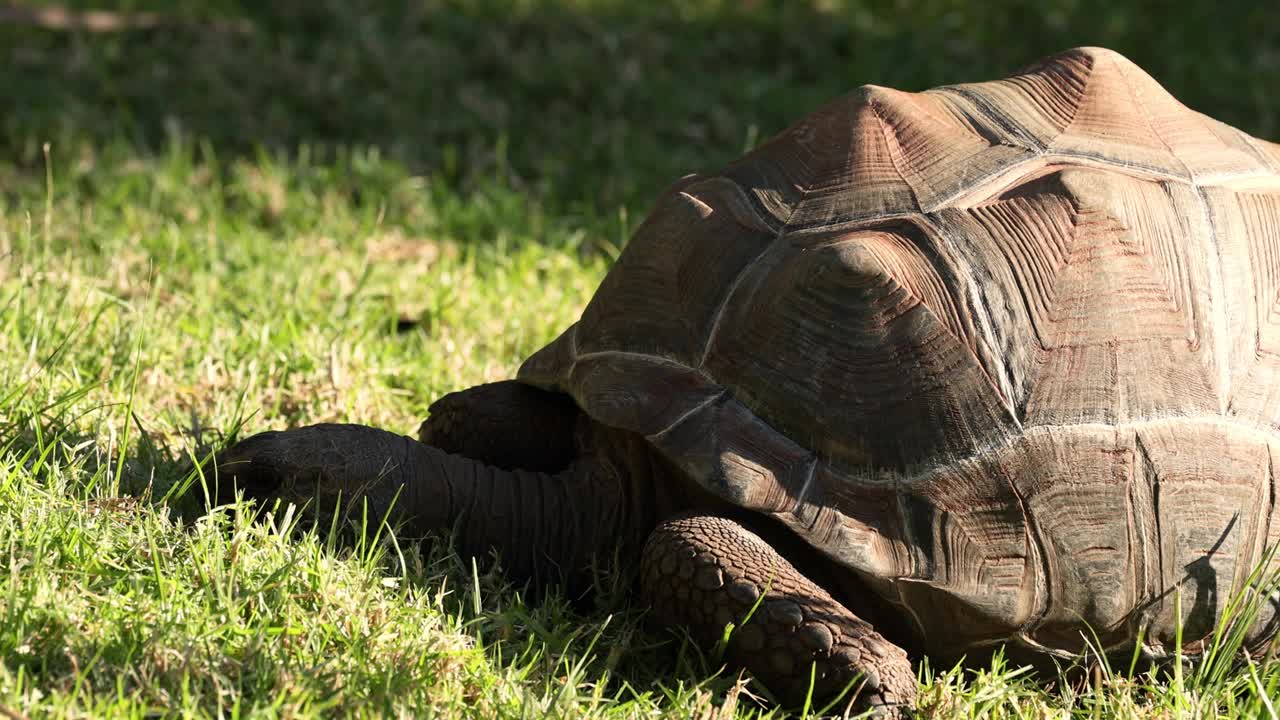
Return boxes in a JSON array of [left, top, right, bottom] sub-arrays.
[[217, 381, 917, 715]]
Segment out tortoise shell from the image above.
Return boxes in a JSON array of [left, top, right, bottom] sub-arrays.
[[518, 47, 1280, 657]]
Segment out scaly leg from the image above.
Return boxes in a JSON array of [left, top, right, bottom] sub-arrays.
[[640, 513, 915, 715]]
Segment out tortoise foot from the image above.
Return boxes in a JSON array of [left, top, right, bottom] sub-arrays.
[[640, 514, 916, 715], [215, 424, 435, 529]]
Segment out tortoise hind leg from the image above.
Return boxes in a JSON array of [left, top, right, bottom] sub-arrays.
[[640, 514, 915, 716], [419, 380, 581, 471]]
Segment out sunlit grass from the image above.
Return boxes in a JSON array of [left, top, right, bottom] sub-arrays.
[[3, 2, 1280, 717], [3, 135, 1277, 720]]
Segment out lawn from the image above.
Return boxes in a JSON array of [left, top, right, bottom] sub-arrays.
[[2, 1, 1280, 717]]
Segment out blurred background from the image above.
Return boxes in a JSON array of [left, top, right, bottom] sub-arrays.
[[3, 0, 1278, 226]]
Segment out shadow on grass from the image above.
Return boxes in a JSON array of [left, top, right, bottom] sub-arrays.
[[4, 0, 1278, 219], [1, 414, 706, 709], [8, 401, 1278, 715]]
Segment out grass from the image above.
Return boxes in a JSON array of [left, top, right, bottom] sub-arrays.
[[2, 0, 1280, 717]]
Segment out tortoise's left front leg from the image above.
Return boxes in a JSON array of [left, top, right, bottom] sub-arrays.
[[216, 423, 650, 594], [640, 514, 915, 716]]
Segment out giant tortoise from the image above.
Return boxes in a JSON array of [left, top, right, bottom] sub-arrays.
[[218, 47, 1280, 714]]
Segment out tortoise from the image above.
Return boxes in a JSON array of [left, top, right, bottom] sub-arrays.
[[218, 47, 1280, 714]]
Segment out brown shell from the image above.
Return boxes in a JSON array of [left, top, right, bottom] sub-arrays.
[[518, 48, 1280, 657]]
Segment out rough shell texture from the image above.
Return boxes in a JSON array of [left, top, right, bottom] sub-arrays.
[[518, 48, 1280, 657]]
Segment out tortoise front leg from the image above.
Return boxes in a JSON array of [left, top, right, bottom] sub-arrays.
[[216, 424, 648, 594], [640, 514, 915, 716]]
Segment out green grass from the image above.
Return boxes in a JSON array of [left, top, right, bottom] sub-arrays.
[[2, 1, 1280, 717]]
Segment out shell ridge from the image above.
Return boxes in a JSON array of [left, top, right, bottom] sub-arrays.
[[676, 190, 714, 218], [791, 458, 821, 517], [883, 85, 987, 140], [1123, 427, 1157, 643], [1253, 448, 1276, 586], [1266, 450, 1278, 576], [916, 212, 1023, 422], [905, 155, 1041, 211], [923, 87, 1012, 147], [773, 138, 1276, 231], [1193, 185, 1232, 414], [1110, 54, 1195, 182], [574, 348, 714, 379], [937, 85, 1046, 153], [647, 387, 728, 439], [562, 323, 581, 379], [907, 417, 1276, 482], [1243, 135, 1280, 176], [690, 175, 789, 233], [1045, 49, 1095, 147], [695, 173, 806, 368], [1130, 428, 1167, 631], [865, 95, 923, 212]]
